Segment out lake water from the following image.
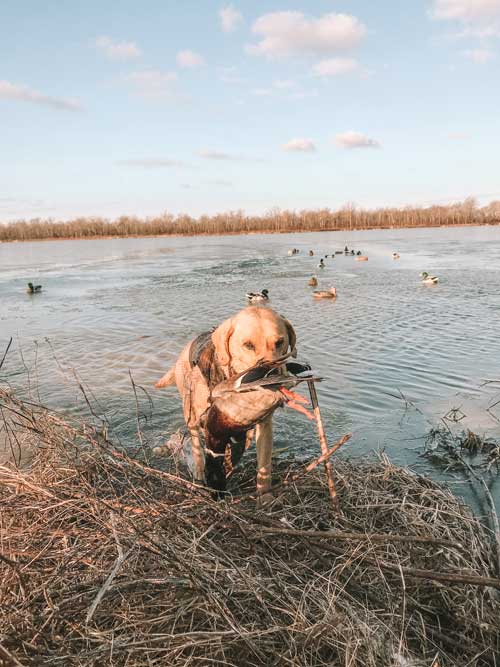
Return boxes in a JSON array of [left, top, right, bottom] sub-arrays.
[[1, 226, 500, 507]]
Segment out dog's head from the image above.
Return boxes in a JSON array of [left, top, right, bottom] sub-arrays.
[[212, 306, 297, 374]]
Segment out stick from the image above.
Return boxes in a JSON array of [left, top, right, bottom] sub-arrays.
[[305, 433, 351, 472], [0, 337, 13, 373], [254, 526, 456, 547], [0, 642, 25, 667], [307, 380, 340, 512], [85, 514, 129, 624]]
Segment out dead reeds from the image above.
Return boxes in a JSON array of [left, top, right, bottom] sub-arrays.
[[1, 387, 500, 666]]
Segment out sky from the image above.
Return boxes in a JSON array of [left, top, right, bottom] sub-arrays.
[[1, 0, 500, 222]]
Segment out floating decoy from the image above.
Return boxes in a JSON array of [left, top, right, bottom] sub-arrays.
[[246, 289, 269, 304], [313, 287, 337, 299], [335, 250, 343, 255], [355, 256, 368, 262], [308, 276, 318, 287], [420, 272, 439, 285], [309, 250, 314, 256], [351, 250, 355, 255], [356, 250, 362, 256], [27, 282, 42, 294], [318, 259, 325, 269]]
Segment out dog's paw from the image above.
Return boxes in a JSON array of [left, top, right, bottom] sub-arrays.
[[256, 492, 275, 508]]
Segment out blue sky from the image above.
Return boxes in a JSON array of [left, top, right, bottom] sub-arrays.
[[1, 0, 500, 222]]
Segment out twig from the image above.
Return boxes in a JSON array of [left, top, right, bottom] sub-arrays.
[[254, 526, 457, 547], [85, 513, 130, 624], [307, 379, 340, 512], [0, 642, 26, 667], [0, 337, 13, 373]]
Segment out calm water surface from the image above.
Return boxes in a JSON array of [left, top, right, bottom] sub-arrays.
[[1, 227, 500, 506]]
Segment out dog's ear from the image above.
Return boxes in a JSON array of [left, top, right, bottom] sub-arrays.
[[282, 317, 297, 358], [212, 317, 234, 367]]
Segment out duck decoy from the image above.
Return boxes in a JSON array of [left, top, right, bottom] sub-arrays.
[[308, 276, 318, 287], [356, 250, 362, 256], [392, 253, 400, 259], [420, 272, 439, 284], [351, 250, 355, 255], [246, 289, 269, 304], [313, 287, 337, 299], [318, 259, 325, 269], [355, 256, 368, 261], [27, 282, 42, 294], [335, 250, 343, 255], [309, 250, 314, 256]]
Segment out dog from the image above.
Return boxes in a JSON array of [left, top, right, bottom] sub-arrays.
[[155, 306, 297, 499]]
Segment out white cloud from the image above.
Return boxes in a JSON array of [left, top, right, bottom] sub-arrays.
[[219, 5, 243, 32], [94, 35, 142, 60], [218, 66, 243, 84], [199, 149, 262, 163], [176, 50, 205, 68], [199, 149, 235, 160], [335, 131, 380, 149], [283, 138, 316, 152], [312, 57, 359, 76], [123, 70, 178, 99], [431, 0, 500, 22], [0, 80, 81, 111], [252, 87, 273, 96], [463, 46, 495, 60], [273, 79, 296, 89], [247, 11, 366, 59], [118, 159, 187, 168]]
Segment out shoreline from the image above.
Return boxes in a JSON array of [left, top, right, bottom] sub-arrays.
[[1, 220, 499, 245]]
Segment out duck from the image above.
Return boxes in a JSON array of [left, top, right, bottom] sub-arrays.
[[210, 357, 320, 423], [318, 259, 325, 269], [355, 256, 369, 261], [308, 250, 314, 256], [350, 250, 355, 256], [392, 253, 400, 260], [420, 272, 439, 285], [313, 286, 337, 299], [308, 276, 318, 287], [246, 288, 270, 304], [356, 250, 362, 256], [335, 250, 343, 255], [27, 282, 42, 294]]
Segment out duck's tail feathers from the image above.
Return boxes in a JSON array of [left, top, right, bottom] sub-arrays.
[[155, 366, 176, 388]]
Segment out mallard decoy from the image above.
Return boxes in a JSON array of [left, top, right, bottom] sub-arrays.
[[318, 259, 325, 269], [309, 250, 314, 256], [246, 289, 269, 304], [392, 253, 400, 259], [355, 256, 368, 261], [308, 276, 318, 287], [351, 250, 355, 255], [420, 272, 439, 285], [313, 287, 337, 299], [27, 282, 42, 294], [356, 250, 362, 256]]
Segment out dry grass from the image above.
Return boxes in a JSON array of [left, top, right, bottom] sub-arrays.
[[1, 387, 500, 667], [1, 198, 500, 242]]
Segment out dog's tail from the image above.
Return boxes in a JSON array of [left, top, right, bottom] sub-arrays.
[[155, 366, 176, 388]]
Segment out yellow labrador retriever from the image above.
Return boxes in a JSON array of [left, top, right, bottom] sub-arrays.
[[155, 306, 296, 497]]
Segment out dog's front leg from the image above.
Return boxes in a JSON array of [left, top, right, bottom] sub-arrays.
[[255, 416, 273, 500], [190, 428, 205, 484]]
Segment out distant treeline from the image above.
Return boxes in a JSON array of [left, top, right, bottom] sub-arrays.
[[1, 198, 500, 242]]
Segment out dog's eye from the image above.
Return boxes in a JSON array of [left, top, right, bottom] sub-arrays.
[[244, 341, 255, 351], [275, 338, 285, 349]]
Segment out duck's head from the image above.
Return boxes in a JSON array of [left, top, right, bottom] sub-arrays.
[[420, 272, 429, 279], [261, 289, 269, 296]]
